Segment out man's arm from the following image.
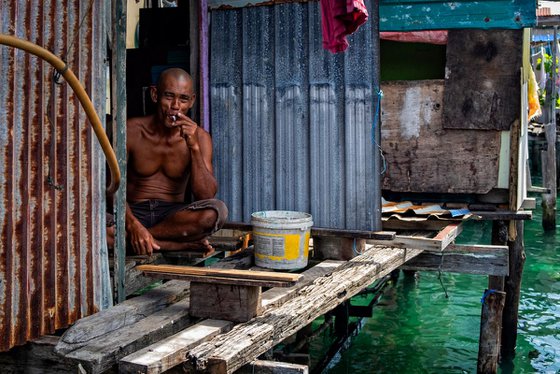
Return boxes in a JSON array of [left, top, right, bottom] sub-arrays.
[[177, 113, 217, 200], [125, 203, 160, 255], [125, 118, 160, 255]]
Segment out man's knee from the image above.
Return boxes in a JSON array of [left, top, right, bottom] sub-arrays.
[[196, 199, 228, 235]]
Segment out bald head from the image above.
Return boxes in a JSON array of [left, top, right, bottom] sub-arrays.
[[157, 68, 193, 92]]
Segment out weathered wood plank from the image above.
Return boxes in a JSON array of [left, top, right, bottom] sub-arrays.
[[184, 245, 423, 373], [65, 299, 192, 373], [223, 221, 395, 240], [261, 260, 344, 310], [380, 80, 501, 194], [477, 290, 506, 373], [367, 223, 462, 252], [471, 210, 532, 220], [0, 336, 79, 373], [401, 244, 509, 276], [118, 261, 343, 374], [55, 280, 190, 356], [443, 29, 522, 130], [238, 360, 309, 374], [136, 265, 302, 288], [119, 320, 233, 374]]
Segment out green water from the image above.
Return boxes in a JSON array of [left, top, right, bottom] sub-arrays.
[[325, 198, 560, 373]]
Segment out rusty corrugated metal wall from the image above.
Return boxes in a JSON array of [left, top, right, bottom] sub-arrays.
[[211, 1, 381, 230], [0, 0, 111, 351]]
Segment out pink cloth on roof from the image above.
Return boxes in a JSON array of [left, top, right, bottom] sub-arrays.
[[320, 0, 369, 53]]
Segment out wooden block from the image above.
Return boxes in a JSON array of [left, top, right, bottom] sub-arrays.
[[136, 265, 302, 288], [189, 282, 262, 322]]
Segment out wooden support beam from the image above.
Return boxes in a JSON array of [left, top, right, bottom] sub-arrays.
[[477, 290, 506, 374], [471, 210, 532, 221], [382, 218, 454, 231], [136, 265, 302, 288], [223, 221, 395, 240], [238, 360, 309, 374], [119, 320, 233, 374], [400, 244, 509, 276], [119, 261, 343, 373], [501, 220, 526, 358], [184, 245, 423, 373]]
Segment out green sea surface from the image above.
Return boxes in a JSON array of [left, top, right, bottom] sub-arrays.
[[323, 197, 560, 373]]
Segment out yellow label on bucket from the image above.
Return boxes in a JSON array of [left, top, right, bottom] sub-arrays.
[[253, 231, 309, 261]]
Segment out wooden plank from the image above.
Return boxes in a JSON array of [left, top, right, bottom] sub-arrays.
[[382, 218, 454, 231], [443, 30, 522, 130], [136, 265, 302, 288], [65, 299, 192, 373], [238, 360, 308, 374], [224, 221, 396, 240], [55, 280, 190, 356], [521, 198, 536, 210], [401, 244, 509, 276], [190, 283, 262, 322], [119, 320, 233, 374], [368, 223, 462, 252], [118, 260, 343, 374], [471, 210, 532, 220], [0, 336, 79, 373], [261, 260, 343, 310], [185, 245, 423, 373], [380, 80, 501, 194]]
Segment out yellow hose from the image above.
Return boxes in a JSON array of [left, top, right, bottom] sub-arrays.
[[0, 34, 121, 194]]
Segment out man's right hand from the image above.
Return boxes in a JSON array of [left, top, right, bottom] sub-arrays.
[[128, 221, 161, 255]]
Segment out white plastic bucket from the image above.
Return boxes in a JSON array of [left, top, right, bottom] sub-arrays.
[[251, 211, 313, 270]]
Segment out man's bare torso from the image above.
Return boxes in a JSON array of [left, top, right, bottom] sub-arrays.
[[127, 115, 191, 203]]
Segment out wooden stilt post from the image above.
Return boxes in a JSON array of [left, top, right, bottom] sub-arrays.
[[488, 220, 507, 291], [501, 220, 526, 358], [477, 289, 506, 374], [542, 26, 557, 231]]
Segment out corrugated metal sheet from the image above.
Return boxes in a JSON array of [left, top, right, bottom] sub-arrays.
[[0, 0, 111, 352], [208, 0, 537, 29], [211, 1, 381, 230]]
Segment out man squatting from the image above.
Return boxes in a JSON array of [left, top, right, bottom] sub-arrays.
[[109, 68, 228, 255]]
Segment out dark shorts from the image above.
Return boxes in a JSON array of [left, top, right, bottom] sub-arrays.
[[129, 198, 228, 234]]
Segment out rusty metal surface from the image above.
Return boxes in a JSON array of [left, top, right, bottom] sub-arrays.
[[0, 0, 111, 352]]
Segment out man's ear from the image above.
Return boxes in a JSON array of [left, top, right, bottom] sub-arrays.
[[150, 86, 158, 103]]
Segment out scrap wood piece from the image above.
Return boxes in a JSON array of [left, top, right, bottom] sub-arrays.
[[137, 264, 303, 288], [65, 299, 192, 374], [185, 245, 423, 374], [119, 320, 233, 374], [118, 260, 343, 374]]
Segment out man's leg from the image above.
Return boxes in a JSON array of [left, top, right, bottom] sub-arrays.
[[147, 199, 227, 252]]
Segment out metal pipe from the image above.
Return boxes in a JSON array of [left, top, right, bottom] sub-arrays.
[[0, 33, 121, 194]]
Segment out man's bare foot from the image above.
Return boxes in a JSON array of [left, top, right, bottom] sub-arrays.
[[154, 238, 215, 257]]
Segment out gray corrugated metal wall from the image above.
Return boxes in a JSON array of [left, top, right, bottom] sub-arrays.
[[210, 1, 380, 230], [0, 0, 111, 351]]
